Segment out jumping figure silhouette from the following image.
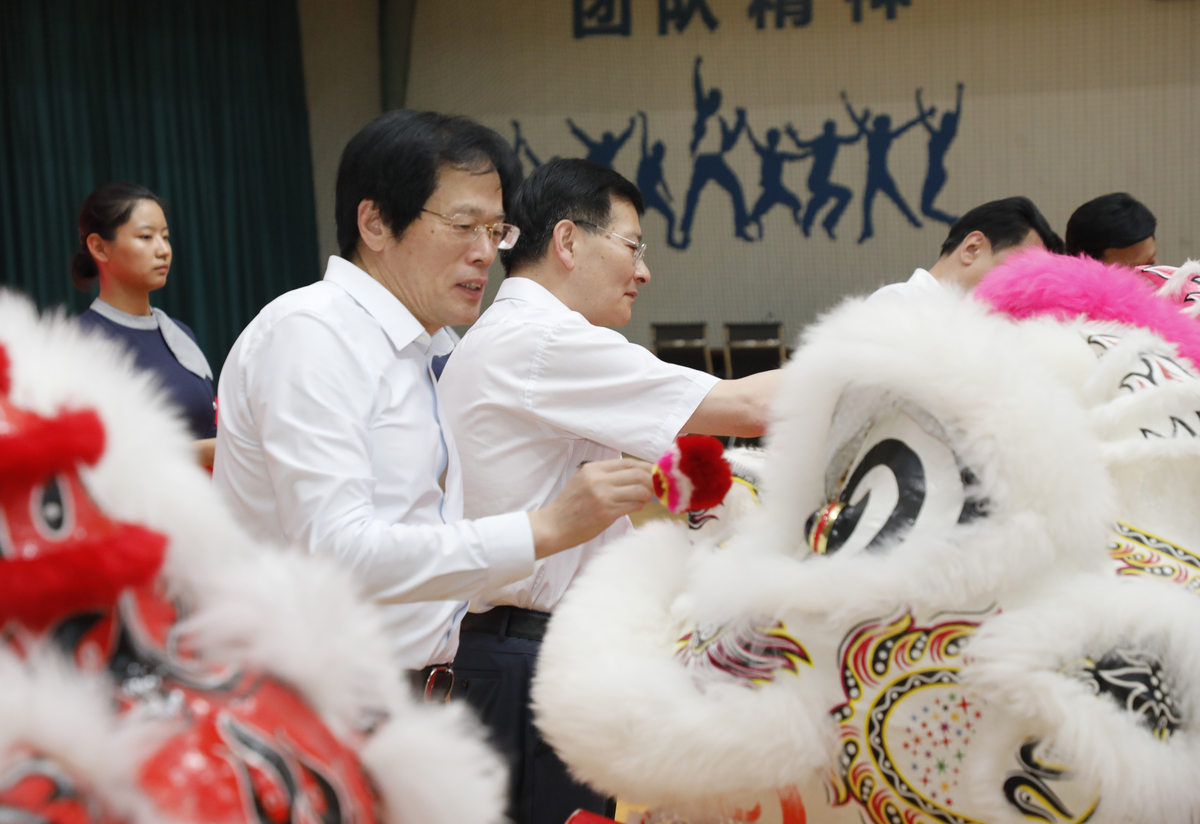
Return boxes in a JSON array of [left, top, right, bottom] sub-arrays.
[[785, 118, 863, 240], [511, 120, 543, 171], [566, 116, 636, 168], [843, 91, 923, 244], [746, 124, 810, 236], [679, 57, 754, 248], [915, 83, 963, 226], [636, 111, 680, 249]]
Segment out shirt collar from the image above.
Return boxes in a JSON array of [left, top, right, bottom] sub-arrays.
[[323, 256, 445, 354], [909, 268, 944, 292], [88, 298, 159, 330], [494, 276, 572, 314]]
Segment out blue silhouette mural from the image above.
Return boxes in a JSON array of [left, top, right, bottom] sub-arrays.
[[511, 120, 544, 172], [785, 117, 862, 239], [746, 123, 809, 236], [636, 111, 680, 248], [843, 91, 923, 244], [915, 83, 963, 226], [567, 116, 636, 168], [679, 57, 753, 248], [543, 52, 959, 252]]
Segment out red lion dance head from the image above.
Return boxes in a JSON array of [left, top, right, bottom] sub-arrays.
[[0, 298, 505, 824]]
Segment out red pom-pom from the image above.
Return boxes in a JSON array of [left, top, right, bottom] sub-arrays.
[[653, 435, 732, 513], [677, 435, 733, 510]]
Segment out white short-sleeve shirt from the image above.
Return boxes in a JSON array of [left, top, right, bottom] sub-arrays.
[[438, 276, 720, 612], [869, 268, 944, 302], [213, 256, 535, 668]]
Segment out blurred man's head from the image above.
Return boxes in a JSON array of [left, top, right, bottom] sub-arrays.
[[502, 159, 649, 328], [1065, 193, 1157, 267], [334, 110, 522, 332], [928, 196, 1063, 290]]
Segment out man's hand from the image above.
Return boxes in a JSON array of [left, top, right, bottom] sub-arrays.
[[528, 459, 654, 559], [194, 437, 216, 470]]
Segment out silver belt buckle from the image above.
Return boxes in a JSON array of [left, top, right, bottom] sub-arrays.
[[424, 665, 454, 703]]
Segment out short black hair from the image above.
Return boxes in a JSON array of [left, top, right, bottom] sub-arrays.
[[501, 158, 645, 275], [938, 196, 1063, 258], [71, 182, 166, 292], [335, 110, 522, 260], [1065, 193, 1156, 260]]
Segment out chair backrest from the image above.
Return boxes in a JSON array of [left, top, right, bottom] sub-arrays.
[[653, 323, 713, 374], [723, 322, 785, 379]]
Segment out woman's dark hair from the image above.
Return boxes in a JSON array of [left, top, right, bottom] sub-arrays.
[[71, 182, 165, 292], [335, 110, 522, 260], [1065, 193, 1156, 260]]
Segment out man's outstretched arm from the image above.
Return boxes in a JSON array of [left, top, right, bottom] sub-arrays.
[[682, 370, 780, 438]]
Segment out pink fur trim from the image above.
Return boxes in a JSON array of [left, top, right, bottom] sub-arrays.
[[975, 249, 1200, 370]]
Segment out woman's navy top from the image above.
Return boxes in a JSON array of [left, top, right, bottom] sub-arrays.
[[77, 306, 217, 439]]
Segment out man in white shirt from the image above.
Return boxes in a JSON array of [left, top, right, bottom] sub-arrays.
[[213, 112, 654, 694], [872, 196, 1063, 300], [438, 158, 779, 824]]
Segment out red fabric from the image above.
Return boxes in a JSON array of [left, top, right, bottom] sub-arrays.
[[976, 248, 1200, 370], [564, 812, 618, 824], [0, 524, 166, 629], [0, 408, 106, 494], [676, 434, 733, 510]]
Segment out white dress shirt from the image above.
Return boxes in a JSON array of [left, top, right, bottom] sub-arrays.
[[438, 277, 720, 613], [213, 256, 535, 668], [869, 268, 945, 302]]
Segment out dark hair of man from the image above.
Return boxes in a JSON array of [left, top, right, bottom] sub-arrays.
[[501, 158, 645, 275], [938, 196, 1064, 258], [334, 110, 522, 260], [71, 182, 166, 292], [1064, 193, 1156, 260]]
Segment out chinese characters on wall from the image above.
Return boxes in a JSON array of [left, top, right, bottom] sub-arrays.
[[573, 0, 911, 38]]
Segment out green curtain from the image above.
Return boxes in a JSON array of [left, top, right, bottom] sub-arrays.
[[0, 0, 320, 379]]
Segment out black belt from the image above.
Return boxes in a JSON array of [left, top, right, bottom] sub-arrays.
[[460, 606, 550, 642], [407, 664, 454, 703]]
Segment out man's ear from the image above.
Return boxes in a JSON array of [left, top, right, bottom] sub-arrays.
[[551, 219, 578, 271], [958, 230, 990, 266], [85, 233, 109, 263], [357, 200, 390, 253]]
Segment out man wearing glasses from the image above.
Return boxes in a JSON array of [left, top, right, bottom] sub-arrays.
[[213, 114, 654, 702], [438, 158, 779, 824]]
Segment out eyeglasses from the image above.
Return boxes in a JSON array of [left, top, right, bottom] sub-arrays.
[[575, 220, 647, 267], [422, 209, 521, 250]]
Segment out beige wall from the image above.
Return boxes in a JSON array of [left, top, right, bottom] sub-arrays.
[[407, 0, 1200, 350], [297, 0, 382, 268]]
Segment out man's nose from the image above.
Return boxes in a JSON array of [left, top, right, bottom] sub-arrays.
[[468, 232, 498, 266], [635, 259, 650, 285]]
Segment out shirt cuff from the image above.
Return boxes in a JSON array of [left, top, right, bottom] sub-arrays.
[[650, 371, 722, 457], [476, 511, 537, 589]]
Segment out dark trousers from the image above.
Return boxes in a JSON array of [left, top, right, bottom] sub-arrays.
[[452, 626, 609, 824]]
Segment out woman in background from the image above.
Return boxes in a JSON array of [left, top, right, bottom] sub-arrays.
[[72, 182, 217, 467]]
